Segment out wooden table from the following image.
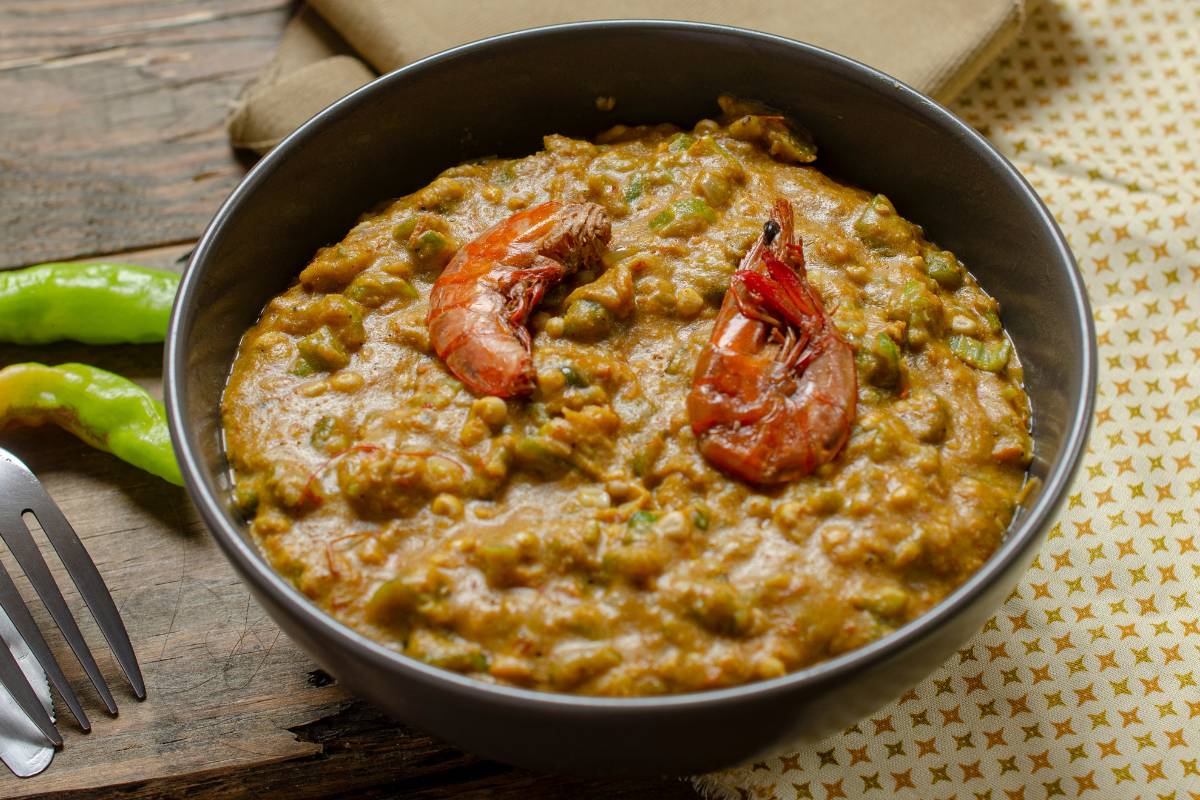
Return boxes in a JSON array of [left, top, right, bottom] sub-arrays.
[[0, 3, 700, 797]]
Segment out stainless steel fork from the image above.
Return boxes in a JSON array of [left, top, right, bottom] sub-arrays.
[[0, 446, 144, 745]]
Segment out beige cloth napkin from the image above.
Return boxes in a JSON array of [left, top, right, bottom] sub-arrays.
[[228, 0, 1030, 153]]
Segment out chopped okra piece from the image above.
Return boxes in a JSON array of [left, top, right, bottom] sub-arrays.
[[668, 133, 696, 152], [560, 365, 588, 387], [650, 197, 717, 237], [854, 195, 915, 254], [345, 273, 418, 307], [562, 299, 615, 340], [925, 249, 964, 288], [624, 174, 646, 202], [858, 332, 902, 388], [514, 435, 573, 478], [693, 170, 732, 208], [296, 325, 350, 372], [949, 335, 1012, 372], [627, 510, 659, 530]]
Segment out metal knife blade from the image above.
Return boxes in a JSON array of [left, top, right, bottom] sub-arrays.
[[0, 605, 54, 777]]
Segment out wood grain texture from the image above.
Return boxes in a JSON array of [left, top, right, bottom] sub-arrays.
[[0, 1, 286, 268], [0, 4, 700, 797]]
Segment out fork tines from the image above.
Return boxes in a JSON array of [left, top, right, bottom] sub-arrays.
[[0, 447, 144, 744]]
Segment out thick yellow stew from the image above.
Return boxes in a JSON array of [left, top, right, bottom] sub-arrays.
[[223, 101, 1032, 696]]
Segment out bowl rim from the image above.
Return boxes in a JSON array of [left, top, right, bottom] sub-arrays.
[[166, 19, 1097, 713]]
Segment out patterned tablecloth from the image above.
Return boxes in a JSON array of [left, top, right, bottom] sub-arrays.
[[698, 1, 1200, 797]]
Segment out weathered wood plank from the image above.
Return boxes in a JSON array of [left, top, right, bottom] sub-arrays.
[[0, 1, 290, 268]]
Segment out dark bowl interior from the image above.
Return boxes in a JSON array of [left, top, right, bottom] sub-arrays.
[[166, 21, 1095, 776]]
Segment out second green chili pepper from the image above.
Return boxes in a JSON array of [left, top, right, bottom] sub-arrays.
[[0, 262, 180, 345], [0, 362, 181, 485]]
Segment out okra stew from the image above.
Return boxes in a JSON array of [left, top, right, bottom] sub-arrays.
[[223, 98, 1032, 696]]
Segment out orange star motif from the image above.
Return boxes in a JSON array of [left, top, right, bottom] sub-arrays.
[[1029, 749, 1052, 772], [870, 716, 894, 735], [1143, 760, 1167, 781], [1120, 707, 1143, 727], [1073, 771, 1098, 794], [940, 705, 963, 725], [821, 778, 847, 799]]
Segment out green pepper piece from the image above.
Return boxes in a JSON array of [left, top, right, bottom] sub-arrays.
[[513, 435, 572, 478], [693, 170, 732, 208], [861, 332, 902, 388], [854, 195, 913, 254], [365, 577, 420, 624], [233, 483, 259, 516], [493, 163, 517, 186], [691, 507, 710, 530], [624, 174, 646, 202], [296, 326, 350, 372], [0, 363, 181, 485], [648, 208, 675, 230], [345, 273, 418, 307], [560, 366, 588, 387], [925, 250, 964, 289], [674, 197, 717, 223], [0, 262, 180, 345], [668, 133, 696, 152], [392, 217, 418, 242], [651, 197, 718, 237], [562, 299, 614, 340], [414, 230, 447, 259], [628, 510, 659, 530], [893, 281, 943, 346], [949, 335, 1012, 372]]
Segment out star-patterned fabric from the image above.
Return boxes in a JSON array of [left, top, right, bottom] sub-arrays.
[[695, 1, 1200, 798]]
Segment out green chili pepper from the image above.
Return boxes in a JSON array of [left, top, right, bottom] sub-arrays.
[[0, 363, 181, 485], [0, 262, 180, 345]]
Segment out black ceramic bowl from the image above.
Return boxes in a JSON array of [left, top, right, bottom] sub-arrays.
[[166, 21, 1095, 776]]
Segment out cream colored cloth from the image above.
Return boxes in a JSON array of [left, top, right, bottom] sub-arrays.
[[228, 0, 1029, 152], [697, 0, 1200, 797]]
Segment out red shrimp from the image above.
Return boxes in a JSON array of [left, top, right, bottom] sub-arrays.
[[687, 198, 857, 483], [427, 201, 611, 397]]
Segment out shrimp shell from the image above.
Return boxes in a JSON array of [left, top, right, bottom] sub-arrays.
[[427, 201, 611, 397], [687, 199, 857, 483]]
